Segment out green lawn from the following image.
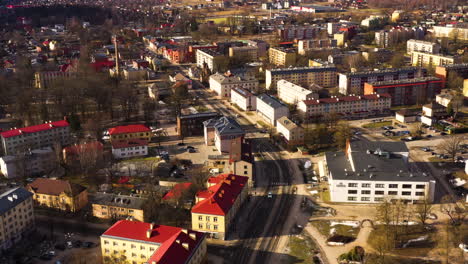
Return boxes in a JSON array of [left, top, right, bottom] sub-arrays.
[[362, 121, 392, 129], [286, 233, 320, 264], [310, 220, 360, 238]]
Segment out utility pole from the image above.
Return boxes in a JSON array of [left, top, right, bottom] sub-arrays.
[[112, 34, 120, 78]]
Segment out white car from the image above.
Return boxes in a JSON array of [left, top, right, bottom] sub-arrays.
[[267, 192, 273, 198], [459, 243, 468, 252]]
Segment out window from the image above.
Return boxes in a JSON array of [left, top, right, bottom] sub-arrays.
[[105, 249, 109, 253], [113, 242, 118, 246], [199, 224, 203, 229], [140, 246, 145, 250], [416, 185, 425, 189], [375, 191, 384, 195], [361, 197, 370, 201], [104, 240, 109, 245], [388, 191, 398, 195], [402, 184, 412, 189], [347, 197, 357, 201], [214, 225, 218, 230], [206, 216, 210, 221], [415, 192, 425, 196], [141, 255, 146, 259], [132, 253, 137, 257], [389, 184, 398, 188], [206, 224, 210, 229], [361, 190, 371, 195], [198, 216, 202, 221], [402, 191, 411, 196], [362, 183, 371, 188], [375, 184, 385, 188], [374, 197, 384, 202], [348, 190, 357, 194], [213, 217, 218, 222], [348, 183, 358, 187], [131, 244, 136, 249]]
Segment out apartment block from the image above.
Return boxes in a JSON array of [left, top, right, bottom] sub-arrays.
[[276, 117, 304, 147], [209, 73, 258, 99], [268, 47, 297, 67], [435, 63, 468, 81], [364, 77, 444, 106], [278, 25, 320, 40], [338, 67, 425, 95], [298, 39, 337, 55], [406, 39, 441, 54], [228, 46, 258, 62], [0, 147, 56, 179], [108, 125, 152, 143], [0, 120, 70, 156], [101, 220, 206, 264], [196, 49, 225, 72], [431, 25, 468, 40], [27, 178, 88, 212], [298, 94, 391, 120], [410, 51, 459, 67], [319, 140, 436, 203], [231, 87, 257, 111], [256, 94, 289, 126], [111, 139, 148, 159], [203, 116, 245, 154], [177, 112, 220, 137], [92, 193, 146, 222], [266, 66, 337, 90], [245, 39, 269, 57], [0, 188, 35, 250], [277, 80, 318, 104], [34, 71, 77, 89], [191, 174, 248, 240]]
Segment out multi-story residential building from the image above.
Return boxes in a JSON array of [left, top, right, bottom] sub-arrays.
[[0, 187, 35, 250], [230, 87, 257, 111], [410, 51, 459, 67], [406, 39, 441, 54], [269, 47, 297, 67], [361, 15, 387, 29], [209, 73, 258, 98], [100, 220, 206, 264], [333, 32, 346, 47], [92, 193, 146, 222], [108, 125, 152, 143], [203, 116, 245, 154], [338, 67, 425, 95], [111, 139, 148, 159], [431, 24, 468, 40], [364, 77, 444, 106], [228, 46, 258, 62], [0, 120, 71, 155], [27, 178, 88, 212], [196, 49, 225, 72], [277, 80, 318, 104], [191, 174, 248, 240], [298, 94, 392, 120], [0, 147, 56, 179], [276, 117, 304, 147], [435, 90, 455, 107], [319, 140, 436, 203], [256, 94, 290, 126], [298, 39, 337, 55], [245, 39, 269, 57], [375, 27, 424, 48], [34, 71, 77, 89], [187, 45, 218, 62], [435, 63, 468, 81], [177, 112, 220, 137], [421, 102, 447, 126], [266, 66, 337, 90], [278, 25, 320, 40]]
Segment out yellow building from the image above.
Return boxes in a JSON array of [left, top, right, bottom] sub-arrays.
[[191, 174, 248, 240], [334, 32, 346, 47], [27, 178, 88, 212], [229, 46, 259, 62], [100, 220, 207, 264], [410, 51, 459, 67], [108, 124, 152, 143], [0, 187, 35, 250], [269, 47, 297, 66], [92, 193, 146, 222], [463, 79, 468, 97]]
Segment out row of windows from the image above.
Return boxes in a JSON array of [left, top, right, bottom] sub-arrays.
[[348, 197, 384, 202], [348, 190, 425, 196], [347, 183, 425, 189], [198, 223, 219, 230], [102, 240, 155, 252], [198, 216, 218, 222]]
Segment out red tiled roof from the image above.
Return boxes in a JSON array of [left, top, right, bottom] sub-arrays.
[[0, 120, 69, 138], [111, 139, 148, 149], [63, 141, 103, 155], [108, 124, 151, 135], [163, 182, 193, 200], [27, 178, 86, 196], [102, 220, 204, 264], [191, 174, 248, 216]]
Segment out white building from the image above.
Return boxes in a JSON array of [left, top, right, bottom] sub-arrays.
[[196, 49, 225, 72], [203, 116, 245, 154], [406, 39, 441, 54], [298, 39, 337, 55], [111, 140, 148, 159], [421, 102, 447, 126], [276, 116, 304, 146], [277, 80, 318, 105], [209, 73, 258, 99], [266, 66, 337, 90], [231, 87, 256, 111], [320, 140, 436, 203], [0, 147, 56, 179], [431, 25, 468, 41], [256, 94, 289, 126]]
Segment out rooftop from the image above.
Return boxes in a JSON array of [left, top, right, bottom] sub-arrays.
[[268, 65, 337, 74], [231, 87, 254, 98], [27, 178, 86, 196], [203, 116, 244, 136], [111, 139, 148, 149], [197, 49, 223, 57], [257, 94, 288, 109], [367, 77, 442, 87], [93, 193, 146, 210], [302, 94, 391, 105], [277, 116, 299, 131], [108, 124, 151, 135], [341, 67, 423, 77], [0, 187, 33, 216], [178, 112, 219, 120], [0, 120, 69, 138]]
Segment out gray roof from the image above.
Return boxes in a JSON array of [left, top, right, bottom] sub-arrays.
[[325, 151, 430, 182], [203, 116, 245, 136], [257, 94, 288, 110], [178, 112, 219, 120], [92, 193, 146, 210], [350, 140, 408, 153], [268, 65, 337, 75], [0, 187, 33, 215]]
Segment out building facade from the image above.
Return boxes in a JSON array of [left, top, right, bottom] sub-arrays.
[[266, 66, 337, 90], [278, 25, 320, 40], [0, 188, 35, 250], [230, 87, 257, 111], [298, 39, 337, 55], [268, 47, 297, 67], [209, 73, 258, 99], [277, 80, 318, 104], [406, 39, 441, 54], [92, 193, 145, 222], [0, 120, 70, 155], [363, 77, 444, 106], [177, 112, 220, 137], [196, 49, 225, 72], [276, 116, 304, 146], [410, 51, 459, 67], [203, 116, 245, 154], [108, 125, 152, 143], [256, 94, 290, 126], [0, 147, 56, 179], [111, 140, 148, 159], [435, 63, 468, 81], [101, 220, 206, 264], [228, 46, 258, 62]]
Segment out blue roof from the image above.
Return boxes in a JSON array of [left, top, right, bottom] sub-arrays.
[[0, 187, 33, 215]]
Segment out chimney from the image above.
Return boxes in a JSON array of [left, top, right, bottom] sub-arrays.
[[7, 196, 13, 202], [181, 229, 187, 234], [150, 222, 154, 229], [152, 262, 157, 264], [176, 239, 181, 244], [189, 233, 196, 240], [182, 242, 189, 250], [146, 229, 152, 238], [12, 194, 17, 199]]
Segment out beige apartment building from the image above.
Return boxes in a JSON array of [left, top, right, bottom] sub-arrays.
[[228, 46, 258, 62], [406, 39, 440, 54], [0, 187, 35, 250], [196, 49, 225, 72], [101, 220, 207, 264], [276, 117, 304, 147], [266, 66, 337, 90], [410, 51, 459, 67], [277, 80, 318, 104], [92, 193, 146, 222], [269, 47, 297, 66]]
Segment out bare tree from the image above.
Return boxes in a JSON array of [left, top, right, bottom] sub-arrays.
[[437, 135, 465, 162], [414, 197, 433, 226], [440, 195, 467, 226]]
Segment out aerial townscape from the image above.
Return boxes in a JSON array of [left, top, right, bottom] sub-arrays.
[[0, 0, 468, 263]]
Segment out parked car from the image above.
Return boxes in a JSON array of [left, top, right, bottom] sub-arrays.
[[267, 192, 272, 198]]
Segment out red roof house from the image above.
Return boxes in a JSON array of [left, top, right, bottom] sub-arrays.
[[0, 120, 69, 139]]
